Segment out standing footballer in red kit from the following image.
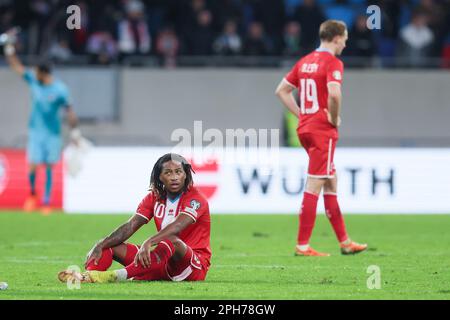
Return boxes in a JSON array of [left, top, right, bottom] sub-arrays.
[[275, 20, 367, 256], [58, 153, 211, 283]]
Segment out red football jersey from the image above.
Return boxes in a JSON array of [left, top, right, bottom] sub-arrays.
[[135, 186, 211, 267], [284, 49, 344, 139]]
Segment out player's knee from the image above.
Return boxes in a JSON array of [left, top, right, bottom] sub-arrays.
[[164, 235, 181, 247], [162, 236, 186, 255]]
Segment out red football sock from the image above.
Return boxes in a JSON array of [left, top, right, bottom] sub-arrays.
[[324, 193, 348, 243], [121, 243, 140, 266], [125, 240, 175, 279], [297, 191, 319, 245], [86, 248, 113, 271]]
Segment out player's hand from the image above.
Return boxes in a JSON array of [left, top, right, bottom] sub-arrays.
[[324, 109, 341, 127], [70, 128, 82, 147], [85, 244, 103, 268], [134, 240, 152, 268]]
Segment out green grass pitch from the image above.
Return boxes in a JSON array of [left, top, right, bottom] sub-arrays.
[[0, 212, 450, 300]]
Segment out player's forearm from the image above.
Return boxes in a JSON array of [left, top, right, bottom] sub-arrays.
[[277, 92, 300, 117], [327, 96, 341, 127], [5, 45, 25, 75], [97, 222, 135, 249], [67, 108, 78, 129], [147, 221, 183, 246]]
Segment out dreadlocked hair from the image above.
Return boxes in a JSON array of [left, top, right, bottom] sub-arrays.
[[149, 153, 195, 200]]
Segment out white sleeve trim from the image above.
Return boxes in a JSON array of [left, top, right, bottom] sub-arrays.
[[283, 77, 297, 88], [327, 81, 341, 87], [180, 211, 196, 223], [135, 212, 150, 222]]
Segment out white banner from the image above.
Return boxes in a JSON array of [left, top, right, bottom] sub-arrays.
[[64, 147, 450, 214]]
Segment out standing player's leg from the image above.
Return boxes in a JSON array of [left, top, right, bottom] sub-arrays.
[[323, 176, 348, 243], [296, 177, 329, 256], [24, 136, 42, 212], [295, 133, 330, 256], [323, 177, 368, 255], [41, 136, 63, 214], [23, 163, 38, 212]]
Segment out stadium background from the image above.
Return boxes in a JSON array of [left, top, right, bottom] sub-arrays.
[[1, 0, 450, 301], [1, 0, 450, 214]]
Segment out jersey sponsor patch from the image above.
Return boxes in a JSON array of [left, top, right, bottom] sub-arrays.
[[332, 70, 342, 80]]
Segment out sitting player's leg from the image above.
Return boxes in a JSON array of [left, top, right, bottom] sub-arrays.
[[67, 238, 178, 283], [85, 243, 139, 271], [323, 172, 367, 255], [123, 236, 183, 280], [70, 237, 206, 283], [166, 238, 206, 281]]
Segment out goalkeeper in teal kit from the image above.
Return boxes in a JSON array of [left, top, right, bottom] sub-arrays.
[[4, 42, 79, 214]]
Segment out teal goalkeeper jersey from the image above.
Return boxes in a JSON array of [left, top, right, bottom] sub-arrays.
[[23, 70, 71, 137]]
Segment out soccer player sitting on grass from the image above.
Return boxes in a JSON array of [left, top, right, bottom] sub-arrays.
[[275, 20, 367, 256], [58, 153, 211, 283]]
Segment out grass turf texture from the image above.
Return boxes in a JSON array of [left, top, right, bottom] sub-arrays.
[[0, 212, 449, 300]]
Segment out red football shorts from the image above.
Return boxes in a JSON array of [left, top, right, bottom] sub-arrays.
[[298, 132, 337, 178], [131, 243, 208, 282]]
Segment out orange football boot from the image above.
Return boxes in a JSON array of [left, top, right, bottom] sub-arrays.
[[295, 246, 330, 257], [40, 205, 53, 216], [340, 241, 368, 255], [23, 195, 38, 212]]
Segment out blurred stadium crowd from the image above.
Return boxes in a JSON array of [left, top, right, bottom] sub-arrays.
[[1, 0, 450, 68]]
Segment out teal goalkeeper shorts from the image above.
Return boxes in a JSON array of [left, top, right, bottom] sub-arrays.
[[27, 133, 62, 165]]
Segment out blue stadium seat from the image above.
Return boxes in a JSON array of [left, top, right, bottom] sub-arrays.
[[284, 0, 302, 17], [324, 5, 356, 29], [347, 0, 366, 4], [317, 0, 335, 5]]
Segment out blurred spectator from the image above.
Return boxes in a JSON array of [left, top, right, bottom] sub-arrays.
[[397, 11, 435, 67], [243, 22, 272, 56], [282, 21, 301, 57], [375, 0, 402, 39], [185, 10, 215, 55], [156, 26, 180, 68], [294, 0, 325, 53], [118, 0, 151, 56], [68, 1, 90, 55], [86, 31, 118, 65], [27, 0, 53, 54], [0, 8, 14, 33], [250, 0, 286, 54], [415, 0, 446, 55], [210, 0, 243, 32], [49, 39, 73, 63], [441, 34, 450, 69], [213, 20, 242, 55], [0, 0, 449, 68], [346, 15, 375, 67]]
